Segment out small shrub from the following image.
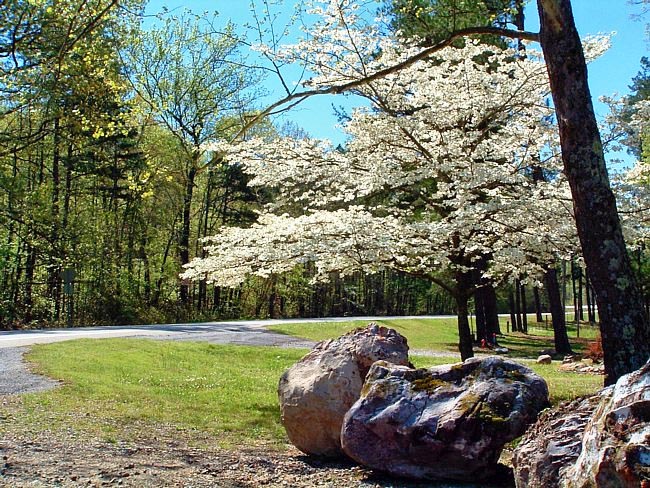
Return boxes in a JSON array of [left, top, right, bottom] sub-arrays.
[[585, 335, 603, 361]]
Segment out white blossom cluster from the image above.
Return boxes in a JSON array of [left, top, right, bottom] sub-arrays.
[[183, 26, 580, 290], [615, 159, 650, 248]]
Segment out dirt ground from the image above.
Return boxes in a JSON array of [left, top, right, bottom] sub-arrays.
[[0, 402, 514, 488], [0, 430, 516, 488], [0, 431, 367, 487]]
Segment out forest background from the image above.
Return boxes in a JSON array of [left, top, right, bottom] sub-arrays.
[[0, 0, 648, 331]]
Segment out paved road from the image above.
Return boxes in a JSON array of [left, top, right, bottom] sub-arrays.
[[0, 315, 452, 349]]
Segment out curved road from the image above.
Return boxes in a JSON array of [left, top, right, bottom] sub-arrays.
[[0, 315, 454, 349], [0, 316, 455, 395]]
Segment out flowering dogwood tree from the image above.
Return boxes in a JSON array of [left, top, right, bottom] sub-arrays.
[[184, 39, 577, 359], [229, 0, 650, 383]]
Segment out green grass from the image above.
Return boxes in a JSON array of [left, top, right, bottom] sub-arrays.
[[500, 315, 600, 340], [4, 330, 603, 447], [270, 318, 461, 352], [270, 317, 604, 404], [269, 316, 600, 358], [14, 339, 305, 446]]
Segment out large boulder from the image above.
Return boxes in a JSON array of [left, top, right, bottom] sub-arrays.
[[513, 358, 650, 487], [277, 324, 410, 457], [566, 358, 650, 487], [340, 356, 549, 481], [512, 395, 601, 488]]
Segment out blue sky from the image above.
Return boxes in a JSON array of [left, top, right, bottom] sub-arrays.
[[144, 1, 648, 163]]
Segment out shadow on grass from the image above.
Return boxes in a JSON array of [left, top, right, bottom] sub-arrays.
[[496, 332, 592, 359]]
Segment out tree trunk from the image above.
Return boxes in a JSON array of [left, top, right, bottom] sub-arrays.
[[24, 245, 36, 323], [508, 290, 517, 333], [49, 116, 62, 321], [572, 260, 579, 323], [474, 285, 487, 342], [534, 287, 544, 323], [545, 266, 573, 355], [586, 273, 596, 323], [520, 283, 528, 333], [140, 235, 151, 303], [538, 0, 650, 384], [213, 286, 221, 313], [179, 164, 197, 304], [484, 284, 501, 336], [455, 271, 474, 360], [577, 266, 584, 322], [515, 280, 523, 332], [456, 294, 474, 361]]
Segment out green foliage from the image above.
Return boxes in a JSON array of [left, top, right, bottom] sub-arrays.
[[383, 0, 523, 45], [0, 5, 271, 328], [617, 56, 650, 159]]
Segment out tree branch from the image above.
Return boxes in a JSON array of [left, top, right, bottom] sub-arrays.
[[235, 26, 539, 140]]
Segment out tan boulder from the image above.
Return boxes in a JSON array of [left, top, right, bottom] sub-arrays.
[[277, 324, 410, 457]]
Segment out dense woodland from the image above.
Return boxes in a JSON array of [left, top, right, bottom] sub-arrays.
[[0, 0, 467, 327], [1, 1, 649, 380]]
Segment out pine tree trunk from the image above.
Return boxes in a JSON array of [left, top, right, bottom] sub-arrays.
[[577, 267, 584, 321], [521, 284, 528, 333], [572, 261, 579, 323], [508, 290, 517, 333], [538, 0, 650, 384], [586, 273, 596, 323], [515, 280, 523, 332], [24, 245, 36, 323], [49, 116, 62, 322], [179, 164, 197, 304]]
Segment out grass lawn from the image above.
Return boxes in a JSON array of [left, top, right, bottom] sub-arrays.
[[4, 328, 603, 447], [269, 317, 604, 404], [13, 339, 305, 447], [268, 315, 600, 358], [270, 317, 461, 353]]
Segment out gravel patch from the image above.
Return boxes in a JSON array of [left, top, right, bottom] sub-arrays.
[[0, 427, 513, 487], [0, 347, 59, 395]]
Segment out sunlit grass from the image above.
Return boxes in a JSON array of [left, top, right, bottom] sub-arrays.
[[15, 339, 305, 445], [269, 317, 604, 403], [269, 317, 460, 352], [4, 334, 602, 448], [269, 316, 600, 358]]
